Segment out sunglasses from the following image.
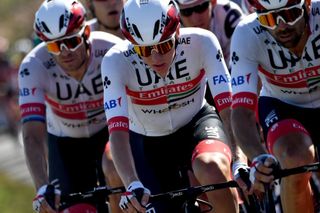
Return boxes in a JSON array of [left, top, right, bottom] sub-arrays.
[[46, 26, 85, 55], [179, 1, 210, 17], [133, 36, 175, 57], [257, 2, 304, 30]]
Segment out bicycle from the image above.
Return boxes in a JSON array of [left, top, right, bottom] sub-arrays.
[[57, 181, 243, 213]]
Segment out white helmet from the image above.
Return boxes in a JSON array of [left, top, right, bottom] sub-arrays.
[[120, 0, 180, 45], [34, 0, 86, 41]]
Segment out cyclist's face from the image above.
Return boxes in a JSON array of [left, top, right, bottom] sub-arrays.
[[179, 0, 212, 30], [267, 15, 306, 49], [53, 38, 89, 74], [140, 43, 176, 78], [91, 0, 124, 29]]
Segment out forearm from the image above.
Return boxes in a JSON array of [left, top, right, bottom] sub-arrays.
[[231, 107, 267, 161], [22, 123, 48, 190], [219, 108, 246, 163], [110, 131, 139, 187]]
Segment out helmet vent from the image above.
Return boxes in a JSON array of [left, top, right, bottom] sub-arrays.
[[59, 14, 65, 32], [132, 24, 144, 41], [40, 21, 51, 34], [153, 20, 160, 39]]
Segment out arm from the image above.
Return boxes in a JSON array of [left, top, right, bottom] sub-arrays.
[[219, 107, 247, 163], [109, 131, 139, 187], [101, 48, 150, 212], [231, 107, 267, 161], [22, 121, 48, 189]]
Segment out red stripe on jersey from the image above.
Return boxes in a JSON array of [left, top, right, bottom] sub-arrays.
[[126, 69, 205, 105], [20, 103, 46, 117], [232, 92, 257, 110], [214, 92, 232, 112], [258, 65, 320, 88], [45, 96, 103, 119], [107, 116, 129, 133]]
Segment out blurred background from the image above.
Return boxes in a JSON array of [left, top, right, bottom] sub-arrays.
[[0, 1, 86, 212]]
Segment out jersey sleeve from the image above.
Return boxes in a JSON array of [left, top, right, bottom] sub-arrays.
[[18, 56, 47, 123], [201, 29, 232, 112], [101, 45, 129, 133], [229, 20, 259, 111]]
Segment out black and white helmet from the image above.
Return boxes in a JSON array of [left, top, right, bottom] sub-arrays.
[[120, 0, 180, 45], [34, 0, 86, 41]]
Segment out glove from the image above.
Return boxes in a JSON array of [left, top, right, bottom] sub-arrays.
[[249, 154, 278, 184], [32, 183, 61, 213], [119, 181, 151, 211], [232, 161, 250, 180], [232, 161, 251, 191]]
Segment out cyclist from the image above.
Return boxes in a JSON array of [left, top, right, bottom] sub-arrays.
[[101, 0, 241, 212], [18, 0, 122, 212], [85, 0, 125, 39], [230, 0, 319, 212]]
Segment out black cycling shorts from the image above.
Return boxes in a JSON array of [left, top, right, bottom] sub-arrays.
[[258, 96, 320, 151], [47, 127, 108, 210], [129, 104, 229, 212]]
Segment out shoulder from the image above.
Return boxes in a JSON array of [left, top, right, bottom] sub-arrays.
[[90, 31, 123, 46], [234, 13, 261, 34], [179, 27, 216, 39], [178, 28, 222, 54], [20, 43, 52, 68], [103, 40, 132, 62], [309, 0, 320, 26]]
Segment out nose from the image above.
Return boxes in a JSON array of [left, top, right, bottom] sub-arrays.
[[59, 44, 71, 56], [150, 49, 163, 61], [276, 18, 289, 29]]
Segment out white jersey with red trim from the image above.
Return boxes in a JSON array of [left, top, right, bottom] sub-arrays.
[[230, 2, 320, 110], [102, 27, 232, 136], [18, 31, 122, 138], [209, 0, 244, 64]]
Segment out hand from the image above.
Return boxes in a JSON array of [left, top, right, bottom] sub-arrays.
[[249, 154, 278, 193], [232, 161, 251, 194], [119, 181, 150, 212], [32, 182, 61, 213]]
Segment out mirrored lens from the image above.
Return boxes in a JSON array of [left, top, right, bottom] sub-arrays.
[[134, 37, 175, 57], [46, 27, 85, 55], [258, 5, 304, 29]]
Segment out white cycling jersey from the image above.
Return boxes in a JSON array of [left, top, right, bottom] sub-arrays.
[[209, 0, 244, 64], [102, 27, 232, 136], [231, 1, 320, 109], [18, 31, 122, 138]]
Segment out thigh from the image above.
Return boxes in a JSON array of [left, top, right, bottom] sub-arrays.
[[191, 104, 228, 143], [258, 96, 318, 153]]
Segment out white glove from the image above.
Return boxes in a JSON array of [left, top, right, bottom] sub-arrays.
[[32, 184, 61, 213], [119, 181, 151, 210], [249, 154, 278, 184]]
